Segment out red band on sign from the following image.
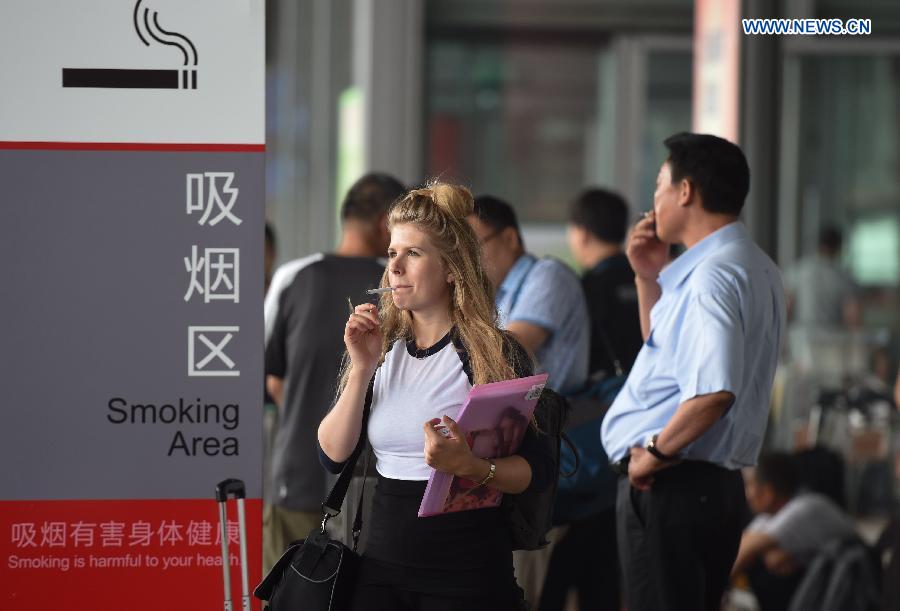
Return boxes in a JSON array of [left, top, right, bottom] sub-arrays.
[[1, 498, 263, 611], [0, 142, 265, 152]]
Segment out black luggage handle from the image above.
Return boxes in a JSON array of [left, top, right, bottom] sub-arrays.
[[216, 478, 246, 502]]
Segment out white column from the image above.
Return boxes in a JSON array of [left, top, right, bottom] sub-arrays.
[[353, 0, 425, 185]]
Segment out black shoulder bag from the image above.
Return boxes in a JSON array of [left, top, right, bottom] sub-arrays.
[[254, 408, 371, 611]]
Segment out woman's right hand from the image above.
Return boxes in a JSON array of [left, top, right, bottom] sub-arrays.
[[626, 211, 668, 281], [344, 303, 382, 375]]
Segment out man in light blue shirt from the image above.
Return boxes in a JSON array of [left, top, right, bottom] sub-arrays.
[[468, 196, 589, 395], [601, 133, 785, 611]]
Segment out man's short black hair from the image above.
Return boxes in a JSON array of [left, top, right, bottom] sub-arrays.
[[341, 173, 407, 222], [663, 132, 750, 216], [755, 452, 799, 499], [568, 188, 629, 244], [818, 225, 843, 253], [472, 194, 524, 250]]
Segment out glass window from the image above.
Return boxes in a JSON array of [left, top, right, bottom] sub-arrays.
[[426, 37, 615, 223], [795, 55, 900, 292], [639, 50, 693, 211], [425, 35, 691, 265], [782, 54, 900, 384]]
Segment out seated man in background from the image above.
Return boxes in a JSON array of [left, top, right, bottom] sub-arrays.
[[732, 451, 858, 611]]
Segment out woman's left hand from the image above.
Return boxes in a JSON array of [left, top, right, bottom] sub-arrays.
[[423, 416, 481, 479]]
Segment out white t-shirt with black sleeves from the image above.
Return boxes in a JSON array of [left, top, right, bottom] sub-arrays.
[[318, 330, 552, 493], [368, 333, 471, 481]]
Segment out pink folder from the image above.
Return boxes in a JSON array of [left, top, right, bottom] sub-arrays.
[[417, 373, 549, 517]]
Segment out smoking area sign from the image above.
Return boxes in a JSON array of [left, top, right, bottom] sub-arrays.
[[0, 2, 265, 609]]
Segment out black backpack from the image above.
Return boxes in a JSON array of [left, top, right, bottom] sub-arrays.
[[502, 387, 570, 550], [457, 332, 573, 551]]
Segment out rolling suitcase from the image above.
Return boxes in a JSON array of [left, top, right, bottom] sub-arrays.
[[216, 478, 251, 611]]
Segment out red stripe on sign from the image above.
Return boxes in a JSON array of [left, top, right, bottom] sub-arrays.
[[1, 498, 263, 611], [0, 141, 265, 152]]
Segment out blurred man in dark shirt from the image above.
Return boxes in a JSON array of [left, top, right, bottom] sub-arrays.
[[567, 188, 642, 377], [537, 188, 642, 611]]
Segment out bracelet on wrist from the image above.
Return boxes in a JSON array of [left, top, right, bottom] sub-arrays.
[[476, 458, 496, 487]]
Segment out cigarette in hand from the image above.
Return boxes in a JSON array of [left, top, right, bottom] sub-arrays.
[[366, 287, 395, 295]]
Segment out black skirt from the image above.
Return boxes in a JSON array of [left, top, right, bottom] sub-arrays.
[[359, 475, 522, 598]]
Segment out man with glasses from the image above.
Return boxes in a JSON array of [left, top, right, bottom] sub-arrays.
[[467, 195, 588, 395]]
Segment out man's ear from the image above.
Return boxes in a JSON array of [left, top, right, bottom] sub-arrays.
[[678, 178, 694, 208], [501, 226, 521, 252], [569, 224, 588, 248], [378, 214, 392, 243]]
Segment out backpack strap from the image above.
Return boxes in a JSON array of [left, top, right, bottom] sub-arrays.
[[596, 327, 625, 377], [560, 432, 579, 478], [450, 330, 474, 385]]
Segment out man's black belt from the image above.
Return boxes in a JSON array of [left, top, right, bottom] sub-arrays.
[[611, 454, 630, 477]]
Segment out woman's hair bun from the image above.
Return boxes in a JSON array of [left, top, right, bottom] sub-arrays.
[[428, 183, 474, 220]]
